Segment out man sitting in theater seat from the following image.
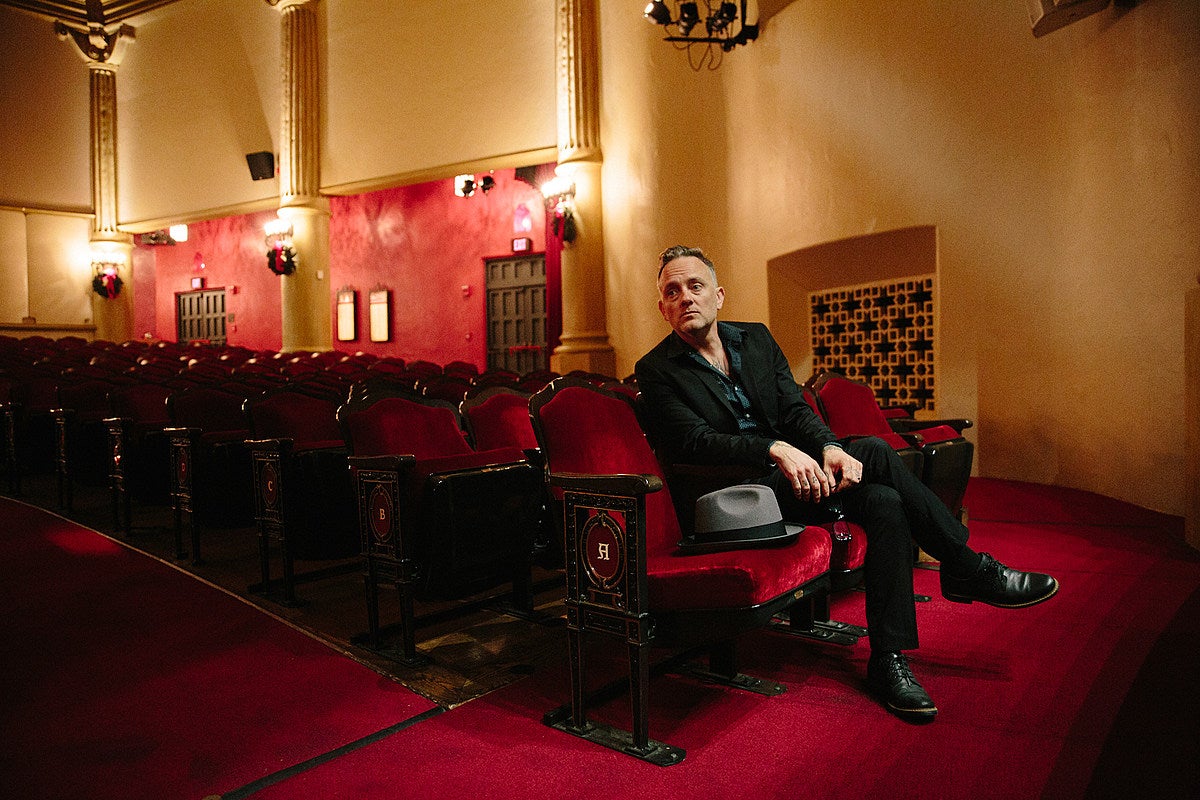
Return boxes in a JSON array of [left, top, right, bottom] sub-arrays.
[[635, 245, 1059, 723]]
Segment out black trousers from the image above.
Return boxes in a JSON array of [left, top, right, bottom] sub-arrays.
[[755, 436, 973, 653]]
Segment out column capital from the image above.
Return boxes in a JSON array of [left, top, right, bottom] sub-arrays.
[[55, 21, 135, 66], [267, 0, 319, 8]]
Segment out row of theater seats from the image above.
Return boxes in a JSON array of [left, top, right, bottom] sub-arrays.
[[1, 335, 974, 764], [0, 335, 609, 667], [530, 374, 973, 762]]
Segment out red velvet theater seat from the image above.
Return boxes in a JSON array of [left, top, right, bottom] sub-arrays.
[[164, 385, 256, 563], [49, 376, 116, 510], [459, 386, 537, 452], [807, 370, 974, 519], [244, 388, 358, 606], [105, 381, 173, 533], [338, 383, 541, 665], [460, 386, 555, 566], [529, 377, 835, 765], [633, 389, 867, 629]]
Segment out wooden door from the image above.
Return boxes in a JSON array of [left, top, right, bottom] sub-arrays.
[[176, 288, 227, 346], [486, 255, 546, 374]]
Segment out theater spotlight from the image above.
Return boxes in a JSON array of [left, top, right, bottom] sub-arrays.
[[641, 0, 759, 70]]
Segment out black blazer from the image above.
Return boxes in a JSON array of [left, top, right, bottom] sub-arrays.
[[635, 321, 837, 468]]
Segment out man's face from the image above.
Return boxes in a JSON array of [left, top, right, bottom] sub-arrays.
[[658, 256, 724, 339]]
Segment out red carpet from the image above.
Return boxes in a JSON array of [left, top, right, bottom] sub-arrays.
[[0, 498, 437, 800], [240, 479, 1199, 800]]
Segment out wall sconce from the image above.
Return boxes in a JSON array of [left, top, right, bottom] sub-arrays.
[[455, 173, 496, 197], [541, 174, 577, 243], [264, 215, 297, 276], [141, 224, 190, 246], [89, 242, 126, 299], [643, 0, 759, 70]]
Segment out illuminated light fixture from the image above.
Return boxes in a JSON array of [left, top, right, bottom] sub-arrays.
[[169, 224, 188, 243], [541, 174, 578, 244], [264, 215, 297, 276], [643, 0, 759, 70], [456, 173, 497, 197]]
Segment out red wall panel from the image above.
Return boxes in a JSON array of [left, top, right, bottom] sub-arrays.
[[139, 168, 553, 368], [148, 209, 283, 351], [329, 170, 547, 366]]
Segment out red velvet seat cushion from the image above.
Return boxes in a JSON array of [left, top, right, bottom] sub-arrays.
[[649, 525, 831, 610]]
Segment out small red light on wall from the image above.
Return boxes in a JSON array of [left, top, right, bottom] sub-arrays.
[[191, 276, 206, 289], [512, 237, 532, 253]]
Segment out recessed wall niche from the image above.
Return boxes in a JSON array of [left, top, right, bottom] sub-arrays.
[[767, 225, 939, 409]]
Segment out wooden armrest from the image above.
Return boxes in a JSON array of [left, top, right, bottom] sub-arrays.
[[549, 471, 662, 496], [245, 436, 292, 452], [889, 417, 973, 434], [347, 454, 417, 472]]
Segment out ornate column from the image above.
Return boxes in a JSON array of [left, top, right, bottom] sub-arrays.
[[550, 0, 615, 376], [270, 0, 331, 353], [57, 21, 136, 342]]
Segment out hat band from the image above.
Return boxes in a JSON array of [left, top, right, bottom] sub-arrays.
[[691, 518, 784, 545]]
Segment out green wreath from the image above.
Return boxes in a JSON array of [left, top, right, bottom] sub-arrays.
[[92, 271, 123, 299], [267, 244, 298, 276]]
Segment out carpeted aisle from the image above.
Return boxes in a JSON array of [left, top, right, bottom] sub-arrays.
[[0, 498, 438, 800], [241, 479, 1199, 800]]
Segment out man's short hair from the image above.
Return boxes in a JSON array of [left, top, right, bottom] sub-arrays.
[[658, 245, 716, 279]]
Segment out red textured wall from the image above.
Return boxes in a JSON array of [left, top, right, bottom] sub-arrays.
[[137, 168, 557, 368], [329, 170, 551, 365], [145, 209, 284, 350]]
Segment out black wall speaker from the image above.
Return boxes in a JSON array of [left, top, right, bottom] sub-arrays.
[[246, 151, 275, 181]]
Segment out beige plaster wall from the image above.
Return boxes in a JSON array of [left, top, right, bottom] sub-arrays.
[[25, 213, 95, 326], [116, 0, 281, 225], [601, 1, 1199, 517], [0, 7, 91, 212], [323, 0, 557, 192], [0, 210, 29, 322], [116, 0, 557, 224]]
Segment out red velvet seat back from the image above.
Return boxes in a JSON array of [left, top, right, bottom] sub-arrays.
[[814, 374, 893, 437], [56, 380, 115, 422], [108, 384, 172, 434], [167, 387, 249, 432], [248, 391, 342, 447], [462, 390, 537, 451], [532, 384, 681, 554], [342, 395, 473, 459]]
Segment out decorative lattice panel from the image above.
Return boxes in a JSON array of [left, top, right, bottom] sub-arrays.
[[810, 276, 936, 411]]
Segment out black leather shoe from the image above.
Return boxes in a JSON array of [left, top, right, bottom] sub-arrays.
[[867, 651, 937, 723], [941, 553, 1059, 608]]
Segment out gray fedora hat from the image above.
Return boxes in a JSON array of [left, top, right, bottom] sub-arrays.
[[678, 484, 804, 554]]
